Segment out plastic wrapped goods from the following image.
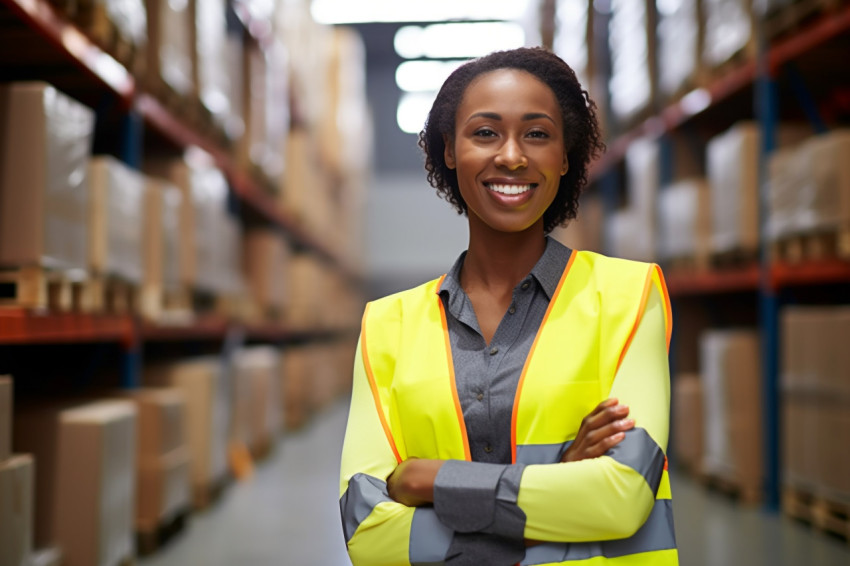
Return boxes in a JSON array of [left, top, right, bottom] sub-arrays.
[[766, 146, 801, 242], [700, 330, 763, 488], [553, 0, 590, 92], [0, 83, 93, 270], [796, 130, 850, 233], [608, 209, 655, 263], [657, 0, 700, 97], [88, 156, 145, 282], [144, 0, 194, 95], [608, 0, 653, 123], [707, 122, 761, 255], [14, 400, 137, 566], [195, 0, 229, 125], [702, 0, 754, 68], [659, 178, 711, 264], [141, 178, 182, 318]]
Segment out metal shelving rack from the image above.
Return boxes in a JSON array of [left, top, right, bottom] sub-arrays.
[[590, 5, 850, 509], [0, 0, 359, 383]]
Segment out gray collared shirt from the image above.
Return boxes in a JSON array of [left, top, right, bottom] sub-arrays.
[[433, 237, 572, 564]]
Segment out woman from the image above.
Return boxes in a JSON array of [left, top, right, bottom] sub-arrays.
[[339, 47, 677, 565]]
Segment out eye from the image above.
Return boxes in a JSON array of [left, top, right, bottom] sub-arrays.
[[473, 128, 497, 138], [527, 129, 550, 139]]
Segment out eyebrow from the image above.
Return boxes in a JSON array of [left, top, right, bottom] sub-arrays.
[[467, 111, 557, 125]]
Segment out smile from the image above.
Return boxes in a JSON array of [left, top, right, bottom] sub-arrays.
[[486, 183, 535, 195]]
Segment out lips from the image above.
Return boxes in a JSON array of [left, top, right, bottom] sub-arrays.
[[485, 182, 536, 195]]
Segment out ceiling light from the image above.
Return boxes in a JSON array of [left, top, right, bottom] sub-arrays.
[[394, 22, 525, 59], [311, 0, 532, 24]]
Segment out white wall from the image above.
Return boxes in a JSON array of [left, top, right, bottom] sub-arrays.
[[365, 172, 469, 297]]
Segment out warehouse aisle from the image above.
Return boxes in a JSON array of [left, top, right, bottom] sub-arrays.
[[140, 399, 850, 566]]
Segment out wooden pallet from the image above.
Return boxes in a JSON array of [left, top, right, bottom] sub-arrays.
[[85, 275, 138, 314], [136, 507, 191, 557], [0, 266, 89, 312], [771, 227, 850, 263], [700, 472, 763, 506], [783, 485, 850, 542], [710, 247, 759, 270]]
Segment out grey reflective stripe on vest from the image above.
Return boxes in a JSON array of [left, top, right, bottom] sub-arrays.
[[340, 473, 394, 542], [516, 428, 664, 495], [520, 499, 676, 565], [409, 508, 453, 565]]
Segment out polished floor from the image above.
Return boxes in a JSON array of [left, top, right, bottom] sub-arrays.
[[140, 400, 850, 566]]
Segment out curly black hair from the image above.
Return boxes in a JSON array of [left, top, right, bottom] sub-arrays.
[[418, 47, 604, 234]]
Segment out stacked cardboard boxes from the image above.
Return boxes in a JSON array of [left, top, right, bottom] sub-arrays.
[[672, 373, 704, 473], [781, 307, 850, 499], [609, 137, 659, 262], [658, 178, 712, 269], [232, 348, 282, 459], [700, 329, 763, 499], [13, 399, 137, 566], [0, 376, 35, 566]]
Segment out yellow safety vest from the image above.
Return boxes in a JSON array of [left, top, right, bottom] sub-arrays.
[[347, 249, 677, 565]]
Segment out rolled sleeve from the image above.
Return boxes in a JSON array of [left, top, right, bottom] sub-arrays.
[[433, 460, 527, 540]]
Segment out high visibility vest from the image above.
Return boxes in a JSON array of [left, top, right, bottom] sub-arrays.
[[353, 249, 677, 565]]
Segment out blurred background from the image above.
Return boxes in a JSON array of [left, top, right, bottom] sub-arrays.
[[0, 0, 849, 565]]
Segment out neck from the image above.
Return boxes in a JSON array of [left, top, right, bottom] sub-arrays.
[[461, 224, 547, 294]]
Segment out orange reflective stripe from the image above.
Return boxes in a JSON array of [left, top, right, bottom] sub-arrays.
[[616, 265, 656, 374], [360, 303, 402, 464], [653, 264, 673, 351], [435, 275, 472, 461], [510, 249, 577, 464]]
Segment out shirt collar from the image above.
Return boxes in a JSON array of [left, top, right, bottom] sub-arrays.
[[438, 237, 571, 302]]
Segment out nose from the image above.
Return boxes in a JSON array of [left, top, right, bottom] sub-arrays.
[[494, 137, 527, 170]]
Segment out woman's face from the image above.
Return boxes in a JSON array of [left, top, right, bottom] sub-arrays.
[[445, 69, 568, 236]]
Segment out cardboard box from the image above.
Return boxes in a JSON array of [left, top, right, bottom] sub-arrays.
[[242, 229, 290, 320], [659, 178, 711, 265], [0, 454, 34, 566], [120, 388, 185, 459], [0, 82, 93, 269], [145, 359, 230, 493], [87, 156, 145, 282], [0, 376, 11, 462], [14, 400, 136, 566], [140, 178, 182, 319], [673, 374, 703, 472], [282, 346, 311, 430], [142, 0, 194, 96], [136, 446, 190, 531], [700, 329, 762, 486]]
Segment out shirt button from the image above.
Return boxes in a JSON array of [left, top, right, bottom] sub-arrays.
[[489, 347, 499, 356], [508, 305, 516, 315], [521, 282, 530, 290], [477, 393, 484, 401], [484, 444, 493, 453]]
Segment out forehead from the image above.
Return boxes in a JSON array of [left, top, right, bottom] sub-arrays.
[[457, 68, 560, 118]]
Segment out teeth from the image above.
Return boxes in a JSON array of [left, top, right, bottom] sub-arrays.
[[489, 183, 532, 195]]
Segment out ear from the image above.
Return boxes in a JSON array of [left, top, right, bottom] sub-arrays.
[[561, 153, 569, 176], [444, 134, 456, 169]]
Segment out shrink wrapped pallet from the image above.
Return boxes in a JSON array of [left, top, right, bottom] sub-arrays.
[[700, 330, 763, 491], [796, 130, 850, 234], [766, 146, 801, 242], [607, 0, 655, 125], [0, 377, 10, 461], [702, 0, 755, 70], [659, 178, 711, 265], [707, 122, 761, 255], [194, 0, 229, 129], [233, 347, 282, 457], [657, 0, 701, 99], [673, 374, 704, 473], [0, 454, 34, 566], [553, 0, 591, 94], [144, 358, 230, 503], [141, 178, 182, 319], [242, 228, 290, 321], [143, 0, 194, 97], [75, 0, 147, 60], [87, 156, 145, 283], [0, 83, 93, 270], [13, 400, 137, 566]]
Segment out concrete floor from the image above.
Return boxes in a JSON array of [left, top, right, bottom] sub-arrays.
[[140, 400, 850, 566]]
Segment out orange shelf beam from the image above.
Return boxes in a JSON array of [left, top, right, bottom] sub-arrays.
[[0, 310, 133, 345], [771, 259, 850, 288], [2, 0, 134, 104], [666, 265, 762, 296]]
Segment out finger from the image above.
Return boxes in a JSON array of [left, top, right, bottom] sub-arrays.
[[581, 403, 630, 434], [583, 418, 635, 446]]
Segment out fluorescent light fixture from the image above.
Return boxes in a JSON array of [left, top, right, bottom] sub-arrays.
[[394, 22, 525, 59], [312, 0, 532, 24], [397, 92, 437, 134], [396, 60, 466, 92]]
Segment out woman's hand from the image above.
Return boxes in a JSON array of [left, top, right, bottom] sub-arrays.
[[561, 398, 634, 463], [387, 458, 445, 507]]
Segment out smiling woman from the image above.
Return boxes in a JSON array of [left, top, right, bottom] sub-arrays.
[[339, 47, 679, 566]]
